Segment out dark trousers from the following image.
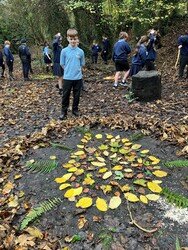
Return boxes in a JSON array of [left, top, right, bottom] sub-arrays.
[[62, 79, 82, 114], [101, 51, 108, 64], [92, 54, 98, 64], [6, 60, 13, 75], [179, 55, 188, 78], [145, 60, 155, 71], [21, 60, 30, 78]]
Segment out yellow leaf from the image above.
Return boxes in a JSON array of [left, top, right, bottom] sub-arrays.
[[100, 185, 112, 194], [124, 168, 133, 173], [137, 158, 143, 164], [91, 161, 106, 167], [50, 155, 56, 160], [103, 150, 109, 156], [112, 165, 123, 171], [152, 170, 167, 178], [148, 156, 160, 164], [131, 144, 142, 150], [75, 169, 84, 176], [98, 168, 108, 173], [68, 167, 78, 172], [63, 163, 74, 169], [64, 188, 75, 198], [146, 194, 160, 201], [140, 195, 148, 204], [140, 149, 150, 154], [109, 196, 121, 209], [25, 227, 43, 239], [124, 192, 139, 202], [59, 183, 71, 190], [110, 153, 117, 159], [124, 142, 132, 146], [95, 134, 102, 139], [102, 171, 112, 179], [76, 197, 93, 208], [55, 173, 73, 183], [115, 135, 120, 139], [81, 138, 88, 143], [74, 150, 85, 156], [106, 134, 113, 139], [74, 187, 83, 196], [8, 196, 19, 208], [77, 144, 84, 149], [14, 174, 22, 180], [152, 180, 162, 184], [68, 159, 76, 164], [83, 176, 95, 185], [64, 187, 83, 198], [96, 197, 108, 212], [96, 157, 105, 162], [120, 184, 131, 192], [147, 182, 162, 193], [122, 138, 130, 143]]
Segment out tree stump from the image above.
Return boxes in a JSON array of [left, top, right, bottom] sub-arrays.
[[132, 71, 161, 101]]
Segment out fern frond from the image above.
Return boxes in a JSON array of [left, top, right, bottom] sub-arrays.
[[26, 160, 58, 173], [20, 197, 62, 230], [164, 160, 188, 168], [50, 142, 73, 151], [161, 187, 188, 208]]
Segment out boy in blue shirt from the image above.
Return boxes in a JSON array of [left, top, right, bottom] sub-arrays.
[[3, 40, 14, 81], [178, 30, 188, 78], [91, 40, 101, 64], [112, 32, 131, 88], [59, 28, 85, 120]]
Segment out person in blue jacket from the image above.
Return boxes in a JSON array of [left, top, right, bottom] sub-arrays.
[[43, 42, 53, 73], [53, 32, 63, 95], [101, 35, 110, 64], [59, 28, 85, 120], [3, 40, 14, 80], [18, 39, 32, 81], [112, 31, 131, 88], [178, 30, 188, 78], [145, 29, 157, 71], [130, 35, 148, 76], [91, 40, 101, 64], [0, 45, 5, 78]]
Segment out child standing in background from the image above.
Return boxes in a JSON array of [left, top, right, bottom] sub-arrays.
[[60, 28, 85, 120], [3, 40, 14, 81], [43, 42, 53, 73], [53, 33, 63, 95], [130, 35, 148, 76], [91, 40, 101, 64]]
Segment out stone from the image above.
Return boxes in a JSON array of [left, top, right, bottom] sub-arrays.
[[132, 70, 161, 101]]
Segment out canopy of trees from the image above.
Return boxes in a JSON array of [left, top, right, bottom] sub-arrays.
[[0, 0, 187, 46]]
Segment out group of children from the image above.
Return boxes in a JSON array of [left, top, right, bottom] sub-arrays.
[[112, 29, 160, 88], [0, 39, 32, 81]]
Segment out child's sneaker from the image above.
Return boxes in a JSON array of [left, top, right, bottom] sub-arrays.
[[113, 83, 118, 89], [120, 81, 129, 87]]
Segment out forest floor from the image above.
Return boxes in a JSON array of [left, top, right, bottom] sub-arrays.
[[0, 20, 188, 250]]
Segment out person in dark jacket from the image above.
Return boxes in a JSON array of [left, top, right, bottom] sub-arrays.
[[0, 45, 5, 78], [178, 30, 188, 78], [53, 33, 63, 95], [101, 35, 110, 64], [91, 40, 101, 64], [129, 35, 148, 76], [112, 31, 131, 88], [3, 40, 14, 80], [145, 29, 157, 71], [18, 39, 31, 81]]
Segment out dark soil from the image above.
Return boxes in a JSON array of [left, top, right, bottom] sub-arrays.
[[12, 128, 188, 250]]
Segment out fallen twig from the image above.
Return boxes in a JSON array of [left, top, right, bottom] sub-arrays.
[[127, 201, 158, 233]]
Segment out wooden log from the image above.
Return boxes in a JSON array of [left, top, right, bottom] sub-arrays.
[[132, 70, 161, 101]]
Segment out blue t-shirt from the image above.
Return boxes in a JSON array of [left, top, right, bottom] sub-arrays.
[[60, 45, 85, 80]]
